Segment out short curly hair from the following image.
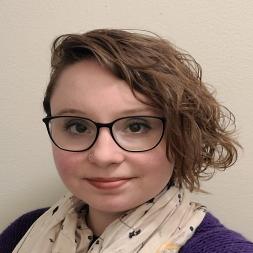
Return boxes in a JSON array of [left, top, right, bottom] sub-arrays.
[[43, 28, 240, 191]]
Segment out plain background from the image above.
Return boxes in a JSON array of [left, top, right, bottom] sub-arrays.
[[0, 0, 252, 241]]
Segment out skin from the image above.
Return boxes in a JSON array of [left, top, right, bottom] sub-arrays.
[[50, 59, 174, 235]]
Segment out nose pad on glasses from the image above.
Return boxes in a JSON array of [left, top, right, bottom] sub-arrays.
[[94, 127, 116, 147], [87, 128, 125, 165]]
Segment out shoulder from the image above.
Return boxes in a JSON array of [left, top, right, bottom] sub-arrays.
[[0, 208, 48, 253], [180, 212, 253, 253]]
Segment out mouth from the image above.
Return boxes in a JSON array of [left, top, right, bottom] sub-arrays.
[[85, 177, 132, 190]]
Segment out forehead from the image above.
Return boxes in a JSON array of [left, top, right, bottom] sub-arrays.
[[50, 59, 158, 120]]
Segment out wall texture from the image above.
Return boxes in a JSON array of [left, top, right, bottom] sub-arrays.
[[1, 0, 252, 240]]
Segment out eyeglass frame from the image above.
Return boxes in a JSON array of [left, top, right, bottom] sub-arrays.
[[42, 115, 166, 152]]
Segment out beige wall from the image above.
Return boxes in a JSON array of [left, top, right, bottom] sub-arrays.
[[1, 0, 252, 240]]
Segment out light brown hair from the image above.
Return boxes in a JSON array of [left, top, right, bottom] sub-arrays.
[[43, 29, 240, 191]]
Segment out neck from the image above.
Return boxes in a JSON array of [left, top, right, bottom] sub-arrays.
[[87, 207, 124, 236]]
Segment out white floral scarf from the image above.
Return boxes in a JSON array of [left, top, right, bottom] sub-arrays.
[[13, 186, 206, 253]]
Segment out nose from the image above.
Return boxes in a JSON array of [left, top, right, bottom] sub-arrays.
[[87, 128, 125, 167]]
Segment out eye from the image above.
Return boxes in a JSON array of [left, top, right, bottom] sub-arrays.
[[64, 119, 90, 135], [126, 121, 151, 134]]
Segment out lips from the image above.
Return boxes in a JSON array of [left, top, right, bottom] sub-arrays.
[[86, 177, 131, 190]]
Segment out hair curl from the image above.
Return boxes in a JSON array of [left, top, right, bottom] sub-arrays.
[[43, 28, 240, 191]]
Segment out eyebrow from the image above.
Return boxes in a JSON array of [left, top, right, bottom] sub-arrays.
[[55, 109, 87, 116], [55, 107, 161, 116]]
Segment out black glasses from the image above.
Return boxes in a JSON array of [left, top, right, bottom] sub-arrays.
[[42, 115, 165, 152]]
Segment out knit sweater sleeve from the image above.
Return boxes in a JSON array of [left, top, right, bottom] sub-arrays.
[[180, 212, 253, 253], [0, 208, 48, 253]]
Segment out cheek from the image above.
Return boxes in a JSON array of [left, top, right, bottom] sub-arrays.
[[52, 146, 86, 178], [133, 143, 173, 179]]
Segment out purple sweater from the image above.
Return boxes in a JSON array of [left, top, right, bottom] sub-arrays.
[[0, 209, 252, 252]]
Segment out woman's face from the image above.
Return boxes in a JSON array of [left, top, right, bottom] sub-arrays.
[[50, 59, 173, 214]]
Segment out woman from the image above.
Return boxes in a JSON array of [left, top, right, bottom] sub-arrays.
[[1, 29, 252, 252]]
